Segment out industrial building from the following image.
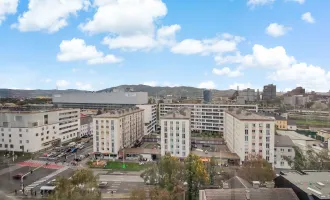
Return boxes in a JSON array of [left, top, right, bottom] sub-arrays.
[[93, 107, 144, 159], [52, 92, 148, 109], [159, 103, 258, 134], [0, 108, 80, 152], [224, 109, 275, 165], [160, 108, 191, 158]]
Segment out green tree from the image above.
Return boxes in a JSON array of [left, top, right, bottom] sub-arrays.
[[129, 188, 147, 200], [207, 157, 217, 185], [48, 169, 101, 200], [185, 154, 209, 200], [238, 155, 275, 183]]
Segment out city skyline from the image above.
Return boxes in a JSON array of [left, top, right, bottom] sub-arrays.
[[0, 0, 329, 92]]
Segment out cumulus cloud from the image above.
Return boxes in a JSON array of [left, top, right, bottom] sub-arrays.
[[12, 0, 90, 33], [0, 0, 19, 25], [247, 0, 275, 7], [171, 34, 244, 55], [198, 81, 216, 89], [212, 67, 243, 77], [266, 23, 291, 37], [56, 80, 70, 88], [302, 12, 315, 24], [57, 38, 122, 64]]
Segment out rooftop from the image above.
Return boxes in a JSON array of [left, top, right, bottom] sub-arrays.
[[200, 188, 299, 200], [0, 108, 77, 114], [225, 176, 252, 189], [257, 112, 287, 120], [277, 170, 330, 199], [277, 130, 316, 141], [95, 107, 143, 118], [160, 107, 191, 119], [287, 120, 297, 125], [226, 109, 275, 121], [275, 135, 294, 147]]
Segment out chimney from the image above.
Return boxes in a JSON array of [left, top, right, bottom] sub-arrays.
[[252, 181, 260, 189], [246, 190, 251, 200]]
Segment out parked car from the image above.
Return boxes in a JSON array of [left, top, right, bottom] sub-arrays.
[[202, 144, 210, 147], [98, 182, 108, 188]]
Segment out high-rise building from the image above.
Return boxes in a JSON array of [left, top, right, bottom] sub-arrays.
[[262, 84, 276, 100], [159, 103, 258, 134], [160, 108, 191, 158], [0, 109, 80, 152], [93, 107, 144, 159], [224, 109, 275, 165], [203, 90, 212, 103], [136, 104, 157, 135]]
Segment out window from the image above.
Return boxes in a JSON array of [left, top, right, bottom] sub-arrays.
[[266, 130, 270, 135], [266, 156, 269, 161], [47, 131, 49, 134], [266, 143, 270, 148], [259, 143, 262, 146], [245, 123, 248, 128], [245, 136, 248, 141], [259, 123, 263, 128], [9, 139, 11, 143], [266, 124, 270, 128], [41, 138, 44, 141], [182, 134, 185, 138], [280, 161, 284, 166], [245, 130, 248, 135], [281, 148, 284, 152], [19, 128, 22, 132], [36, 133, 38, 136], [266, 150, 269, 155], [46, 136, 49, 139], [252, 123, 256, 127], [1, 139, 4, 142], [9, 134, 11, 138], [266, 137, 270, 142], [53, 126, 55, 129], [5, 144, 8, 148], [252, 143, 255, 146], [10, 144, 14, 148], [19, 134, 22, 137], [41, 133, 44, 136], [176, 133, 179, 137], [20, 140, 22, 144], [259, 130, 263, 134], [0, 144, 2, 148], [288, 149, 292, 152]]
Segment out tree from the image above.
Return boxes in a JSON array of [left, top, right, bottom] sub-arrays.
[[129, 188, 147, 200], [96, 109, 102, 115], [184, 154, 209, 200], [238, 155, 275, 183], [129, 187, 172, 200], [48, 169, 101, 200], [207, 157, 217, 185]]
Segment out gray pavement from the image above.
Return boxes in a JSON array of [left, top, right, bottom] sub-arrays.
[[99, 174, 144, 182], [0, 166, 55, 193]]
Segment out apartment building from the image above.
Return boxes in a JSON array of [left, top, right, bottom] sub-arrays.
[[136, 104, 157, 135], [93, 107, 144, 158], [274, 135, 295, 169], [159, 104, 258, 133], [224, 109, 275, 165], [160, 108, 191, 158], [80, 114, 93, 137], [0, 109, 80, 153]]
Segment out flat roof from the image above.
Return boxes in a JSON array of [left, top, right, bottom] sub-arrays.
[[278, 171, 330, 199], [0, 108, 78, 114], [226, 109, 275, 121], [277, 130, 316, 141], [275, 135, 294, 147], [160, 108, 191, 119], [95, 107, 143, 118], [201, 188, 299, 200]]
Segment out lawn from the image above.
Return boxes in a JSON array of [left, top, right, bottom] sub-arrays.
[[104, 161, 152, 171], [296, 120, 330, 127]]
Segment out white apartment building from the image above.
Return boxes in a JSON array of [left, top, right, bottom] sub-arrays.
[[160, 108, 191, 158], [0, 109, 80, 153], [80, 115, 93, 137], [93, 107, 144, 158], [136, 104, 157, 135], [274, 135, 295, 169], [159, 103, 258, 133], [224, 109, 275, 165]]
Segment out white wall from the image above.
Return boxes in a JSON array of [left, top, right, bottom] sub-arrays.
[[136, 104, 157, 135], [274, 146, 295, 169], [160, 118, 190, 158]]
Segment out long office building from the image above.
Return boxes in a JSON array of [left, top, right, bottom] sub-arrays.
[[93, 107, 144, 158], [0, 109, 80, 152], [159, 103, 258, 133], [52, 92, 148, 109], [224, 109, 275, 165]]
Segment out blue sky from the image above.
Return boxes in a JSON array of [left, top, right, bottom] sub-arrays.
[[0, 0, 329, 92]]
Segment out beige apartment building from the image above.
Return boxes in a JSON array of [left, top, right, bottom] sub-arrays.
[[93, 107, 144, 158]]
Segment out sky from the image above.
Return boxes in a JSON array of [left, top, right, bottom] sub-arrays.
[[0, 0, 329, 92]]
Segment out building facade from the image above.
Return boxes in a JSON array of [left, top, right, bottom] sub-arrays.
[[274, 135, 295, 169], [160, 108, 191, 158], [0, 109, 80, 153], [136, 104, 157, 135], [224, 109, 275, 165], [238, 88, 256, 103], [203, 90, 212, 103], [262, 84, 276, 100], [52, 92, 148, 109], [159, 103, 258, 134], [93, 107, 144, 158], [80, 114, 93, 137]]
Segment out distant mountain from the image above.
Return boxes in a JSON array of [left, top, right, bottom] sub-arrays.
[[99, 84, 217, 98], [0, 89, 84, 98]]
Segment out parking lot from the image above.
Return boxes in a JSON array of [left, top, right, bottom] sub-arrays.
[[98, 174, 145, 194]]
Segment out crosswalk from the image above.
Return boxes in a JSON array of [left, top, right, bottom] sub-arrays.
[[24, 166, 69, 191], [18, 160, 64, 169]]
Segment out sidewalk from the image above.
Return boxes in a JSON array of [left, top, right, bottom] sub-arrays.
[[0, 164, 23, 176]]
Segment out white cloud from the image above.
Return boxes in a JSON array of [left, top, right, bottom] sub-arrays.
[[212, 67, 243, 77], [103, 34, 155, 51], [286, 0, 304, 4], [57, 38, 122, 64], [302, 12, 315, 24], [80, 0, 167, 35], [247, 0, 275, 7], [76, 82, 92, 90], [157, 24, 181, 46], [229, 82, 253, 90], [0, 0, 19, 25], [198, 81, 216, 89], [12, 0, 90, 33], [143, 81, 158, 87], [56, 80, 70, 88], [45, 78, 52, 83], [171, 34, 243, 55], [265, 23, 291, 37]]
